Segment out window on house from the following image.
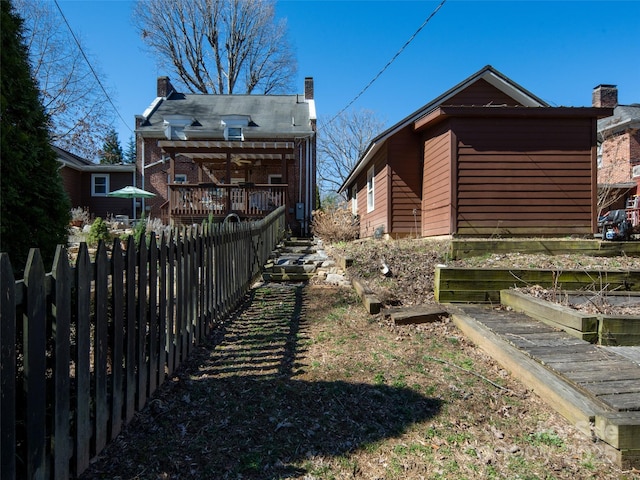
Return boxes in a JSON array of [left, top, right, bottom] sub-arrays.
[[367, 166, 375, 212], [92, 174, 109, 196], [351, 186, 358, 215], [221, 115, 250, 141], [269, 175, 283, 184], [226, 126, 243, 141], [174, 174, 187, 184]]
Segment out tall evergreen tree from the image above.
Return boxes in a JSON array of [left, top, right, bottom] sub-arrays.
[[0, 0, 70, 272], [124, 135, 137, 164], [99, 127, 124, 164]]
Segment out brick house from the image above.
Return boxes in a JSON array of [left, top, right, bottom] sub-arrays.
[[135, 77, 317, 236], [594, 85, 640, 213], [55, 145, 136, 219]]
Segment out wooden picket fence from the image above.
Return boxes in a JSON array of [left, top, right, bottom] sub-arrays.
[[0, 207, 286, 480]]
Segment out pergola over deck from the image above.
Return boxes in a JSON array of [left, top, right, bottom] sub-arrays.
[[157, 139, 296, 225]]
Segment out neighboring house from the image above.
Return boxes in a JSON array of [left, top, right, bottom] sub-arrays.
[[339, 65, 611, 239], [594, 84, 640, 212], [55, 145, 136, 219], [135, 76, 317, 236]]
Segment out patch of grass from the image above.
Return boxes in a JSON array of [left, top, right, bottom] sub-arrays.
[[525, 429, 565, 448], [373, 372, 386, 385], [391, 374, 407, 388]]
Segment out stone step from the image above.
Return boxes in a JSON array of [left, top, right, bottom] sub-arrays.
[[262, 272, 317, 282], [264, 264, 318, 274], [283, 238, 317, 247], [279, 246, 318, 254]]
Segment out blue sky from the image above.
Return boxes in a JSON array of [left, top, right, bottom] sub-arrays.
[[55, 0, 640, 145]]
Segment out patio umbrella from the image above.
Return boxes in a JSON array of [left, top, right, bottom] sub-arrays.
[[108, 186, 155, 221], [107, 185, 156, 198]]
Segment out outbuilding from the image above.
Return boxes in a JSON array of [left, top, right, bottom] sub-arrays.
[[340, 66, 612, 238]]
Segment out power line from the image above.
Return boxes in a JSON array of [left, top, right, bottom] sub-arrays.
[[53, 0, 133, 135], [323, 0, 448, 129]]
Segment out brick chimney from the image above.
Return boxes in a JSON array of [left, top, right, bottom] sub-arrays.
[[592, 84, 618, 108], [304, 77, 314, 101], [157, 76, 174, 98]]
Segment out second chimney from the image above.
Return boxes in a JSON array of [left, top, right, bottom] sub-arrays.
[[304, 77, 314, 101], [592, 84, 618, 108]]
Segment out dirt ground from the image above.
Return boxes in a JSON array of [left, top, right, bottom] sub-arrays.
[[329, 237, 640, 314], [80, 285, 639, 479]]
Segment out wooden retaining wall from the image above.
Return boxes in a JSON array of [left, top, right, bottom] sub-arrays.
[[451, 239, 640, 260], [434, 267, 640, 304]]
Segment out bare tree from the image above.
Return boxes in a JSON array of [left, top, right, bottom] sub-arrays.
[[317, 109, 386, 198], [15, 0, 114, 160], [134, 0, 296, 95]]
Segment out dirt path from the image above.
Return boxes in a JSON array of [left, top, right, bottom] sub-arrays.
[[81, 283, 636, 479]]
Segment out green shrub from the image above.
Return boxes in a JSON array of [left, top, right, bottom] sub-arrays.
[[87, 217, 111, 245], [133, 215, 147, 246]]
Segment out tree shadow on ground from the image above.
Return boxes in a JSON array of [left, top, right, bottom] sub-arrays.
[[81, 284, 442, 479]]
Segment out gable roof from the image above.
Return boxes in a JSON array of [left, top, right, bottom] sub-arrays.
[[54, 145, 135, 173], [339, 65, 549, 192], [137, 90, 316, 140]]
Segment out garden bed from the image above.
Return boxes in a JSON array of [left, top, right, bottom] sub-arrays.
[[501, 289, 640, 346]]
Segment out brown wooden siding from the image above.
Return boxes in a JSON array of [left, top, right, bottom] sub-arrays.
[[453, 117, 595, 236], [60, 169, 83, 207], [422, 125, 452, 236], [356, 146, 389, 238], [446, 79, 524, 106], [388, 127, 422, 236]]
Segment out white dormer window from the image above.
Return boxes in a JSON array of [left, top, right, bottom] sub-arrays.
[[227, 126, 243, 141], [221, 115, 250, 141], [163, 115, 193, 140]]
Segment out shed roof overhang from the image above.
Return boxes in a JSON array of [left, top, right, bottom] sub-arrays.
[[414, 106, 614, 132]]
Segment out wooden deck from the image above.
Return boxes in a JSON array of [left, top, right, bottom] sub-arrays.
[[450, 305, 640, 469]]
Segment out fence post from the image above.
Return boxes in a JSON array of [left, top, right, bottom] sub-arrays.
[[51, 246, 71, 479], [94, 242, 109, 454], [124, 236, 137, 424], [1, 253, 16, 480], [137, 239, 149, 409], [23, 249, 47, 480], [74, 244, 91, 475], [158, 233, 168, 384], [167, 232, 176, 376], [148, 234, 158, 397], [110, 239, 124, 440]]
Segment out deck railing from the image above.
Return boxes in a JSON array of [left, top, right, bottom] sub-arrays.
[[0, 207, 286, 479], [169, 183, 287, 220]]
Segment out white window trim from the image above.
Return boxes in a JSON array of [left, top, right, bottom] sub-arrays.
[[351, 186, 358, 216], [92, 174, 109, 197], [174, 174, 187, 184], [268, 174, 283, 184], [221, 115, 250, 141], [366, 166, 375, 213], [225, 126, 244, 141]]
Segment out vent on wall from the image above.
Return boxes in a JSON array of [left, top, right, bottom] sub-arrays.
[[632, 165, 640, 178]]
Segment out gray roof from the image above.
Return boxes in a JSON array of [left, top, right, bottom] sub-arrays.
[[53, 145, 93, 168], [598, 104, 640, 137], [54, 145, 135, 172], [137, 91, 315, 139]]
